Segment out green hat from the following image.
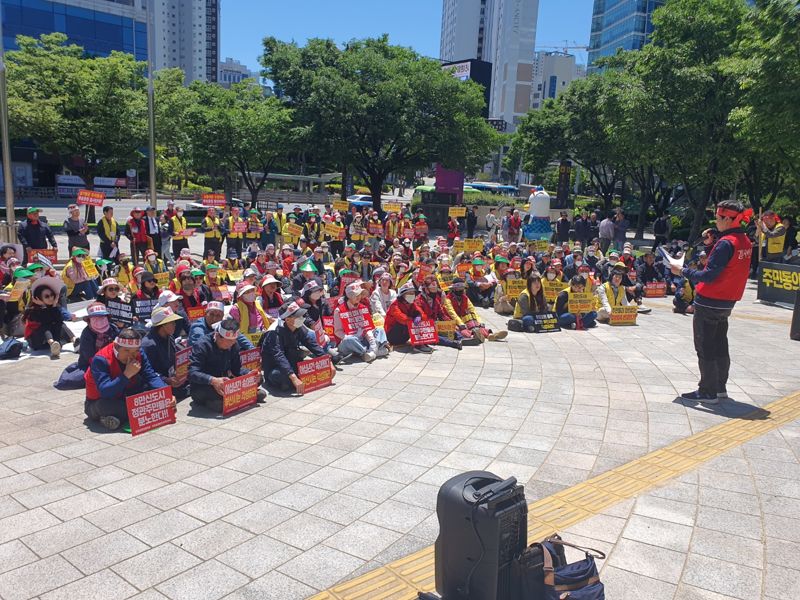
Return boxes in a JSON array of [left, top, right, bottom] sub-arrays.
[[308, 213, 317, 219], [347, 243, 356, 249], [26, 207, 40, 214], [96, 258, 112, 267], [287, 213, 297, 220], [13, 268, 34, 279], [249, 209, 260, 215], [472, 258, 485, 266], [205, 263, 220, 270], [299, 261, 318, 273], [418, 215, 427, 220], [493, 256, 510, 264], [27, 263, 44, 271], [71, 248, 88, 257], [339, 268, 355, 275], [191, 269, 205, 277]]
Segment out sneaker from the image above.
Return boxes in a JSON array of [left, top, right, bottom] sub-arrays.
[[460, 336, 481, 347], [525, 325, 536, 333], [680, 390, 719, 404], [569, 323, 577, 330], [453, 340, 463, 350], [637, 305, 652, 314], [99, 415, 121, 431], [49, 340, 61, 359], [412, 344, 433, 354], [488, 330, 508, 341], [375, 345, 390, 358], [256, 387, 268, 403], [362, 351, 377, 363], [72, 337, 80, 353]]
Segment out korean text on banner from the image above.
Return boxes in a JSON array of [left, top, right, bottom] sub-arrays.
[[504, 279, 526, 298], [297, 355, 334, 393], [368, 222, 383, 236], [542, 280, 562, 304], [8, 280, 29, 302], [324, 223, 345, 240], [201, 193, 226, 207], [286, 223, 304, 238], [402, 227, 414, 239], [134, 298, 158, 321], [29, 248, 58, 266], [644, 281, 667, 298], [610, 306, 638, 326], [568, 292, 595, 314], [339, 304, 375, 335], [410, 319, 439, 345], [233, 221, 248, 234], [82, 257, 99, 279], [464, 239, 484, 253], [448, 206, 467, 218], [106, 299, 134, 325], [174, 347, 191, 385], [177, 229, 196, 238], [435, 320, 457, 339], [383, 202, 402, 214], [414, 222, 429, 236], [240, 348, 261, 372], [186, 305, 205, 322], [126, 386, 175, 436], [333, 200, 350, 213], [154, 272, 170, 286], [222, 371, 261, 416], [77, 189, 105, 207], [533, 312, 561, 333]]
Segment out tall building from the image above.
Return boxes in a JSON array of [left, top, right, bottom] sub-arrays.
[[1, 0, 148, 60], [531, 51, 585, 109], [154, 0, 220, 83], [440, 0, 539, 130], [588, 0, 665, 70], [219, 57, 255, 87]]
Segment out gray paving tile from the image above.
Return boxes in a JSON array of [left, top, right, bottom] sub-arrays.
[[62, 530, 150, 575], [0, 540, 39, 575], [21, 517, 104, 558], [99, 474, 167, 501], [323, 521, 404, 561], [0, 506, 61, 544], [691, 527, 763, 566], [111, 543, 201, 590], [223, 501, 297, 534], [39, 569, 138, 600], [178, 491, 250, 522], [696, 506, 762, 541], [277, 545, 364, 591], [269, 513, 342, 550], [622, 514, 693, 552], [217, 535, 300, 578], [155, 560, 248, 600], [125, 508, 204, 547], [84, 498, 161, 533], [0, 555, 82, 600], [266, 482, 332, 511], [172, 521, 253, 560], [221, 571, 314, 600], [682, 553, 761, 599], [607, 538, 686, 583]]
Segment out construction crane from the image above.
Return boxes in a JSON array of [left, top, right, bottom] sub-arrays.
[[536, 40, 589, 55]]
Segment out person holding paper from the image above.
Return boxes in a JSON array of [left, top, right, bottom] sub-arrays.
[[55, 302, 120, 390], [63, 204, 90, 255], [168, 207, 190, 258], [84, 328, 169, 431], [597, 265, 633, 323], [671, 200, 753, 404], [61, 248, 99, 301], [188, 317, 265, 412], [508, 272, 550, 333], [555, 276, 597, 329], [333, 281, 388, 362], [261, 301, 332, 394], [17, 208, 57, 262], [141, 306, 190, 400]]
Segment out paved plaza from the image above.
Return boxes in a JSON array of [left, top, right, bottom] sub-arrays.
[[1, 232, 799, 599]]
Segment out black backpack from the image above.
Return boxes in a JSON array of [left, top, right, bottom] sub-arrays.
[[0, 338, 23, 360]]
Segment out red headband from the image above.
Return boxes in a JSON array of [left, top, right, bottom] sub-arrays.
[[716, 207, 752, 227]]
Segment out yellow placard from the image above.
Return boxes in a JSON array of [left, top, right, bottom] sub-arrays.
[[452, 241, 465, 254], [227, 270, 244, 282], [8, 280, 29, 302], [568, 292, 595, 314], [436, 320, 457, 338], [542, 280, 562, 304], [448, 206, 467, 218], [333, 200, 350, 213], [464, 238, 484, 253], [82, 257, 99, 279], [504, 279, 526, 298], [286, 223, 304, 238], [245, 332, 263, 345], [610, 305, 638, 326], [383, 202, 402, 213], [153, 272, 170, 286], [438, 272, 454, 290], [529, 240, 550, 252], [324, 223, 345, 240], [372, 314, 385, 328]]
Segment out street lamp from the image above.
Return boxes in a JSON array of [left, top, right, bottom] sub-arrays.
[[0, 2, 15, 227]]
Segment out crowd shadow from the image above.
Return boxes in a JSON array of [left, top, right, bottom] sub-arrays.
[[673, 396, 771, 420]]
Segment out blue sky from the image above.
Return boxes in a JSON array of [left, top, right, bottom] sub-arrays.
[[220, 0, 594, 72]]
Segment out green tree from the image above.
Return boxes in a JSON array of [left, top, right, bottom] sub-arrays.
[[153, 69, 197, 189], [185, 81, 298, 204], [6, 33, 147, 187], [262, 35, 498, 211]]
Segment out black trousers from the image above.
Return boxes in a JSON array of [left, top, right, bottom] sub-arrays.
[[172, 238, 189, 257], [191, 384, 223, 413], [85, 397, 128, 423], [693, 304, 732, 396]]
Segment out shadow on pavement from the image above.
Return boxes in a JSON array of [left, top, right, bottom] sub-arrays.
[[673, 396, 771, 420]]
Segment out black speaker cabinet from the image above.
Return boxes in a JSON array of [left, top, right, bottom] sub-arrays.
[[434, 471, 527, 600]]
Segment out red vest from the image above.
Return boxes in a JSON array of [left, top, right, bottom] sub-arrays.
[[85, 343, 141, 401], [696, 231, 752, 301]]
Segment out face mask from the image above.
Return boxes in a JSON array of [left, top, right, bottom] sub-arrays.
[[75, 257, 84, 263], [403, 293, 416, 303], [289, 316, 304, 328], [310, 291, 323, 301], [574, 260, 582, 267], [89, 316, 110, 334], [148, 255, 156, 263], [547, 272, 557, 281], [588, 251, 595, 257], [580, 273, 588, 280], [242, 292, 256, 303]]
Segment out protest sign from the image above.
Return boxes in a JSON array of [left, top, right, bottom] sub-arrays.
[[186, 305, 205, 322], [758, 262, 800, 304], [240, 347, 261, 372], [436, 320, 457, 339], [610, 306, 638, 326], [414, 222, 429, 236], [453, 241, 465, 254], [464, 239, 484, 253], [339, 273, 360, 294], [410, 319, 438, 345], [174, 347, 191, 385], [222, 372, 260, 416], [438, 272, 454, 290], [244, 332, 263, 346], [77, 189, 105, 207], [456, 263, 472, 276], [134, 298, 158, 321], [322, 315, 336, 338], [449, 206, 467, 218], [402, 227, 414, 239], [106, 299, 133, 325], [226, 270, 244, 282], [368, 222, 383, 236], [414, 262, 433, 285], [324, 223, 346, 240], [533, 312, 561, 333], [153, 272, 170, 287], [8, 280, 29, 302], [201, 193, 226, 207], [82, 257, 99, 279], [297, 355, 334, 393], [568, 292, 595, 314], [210, 285, 231, 303], [338, 304, 374, 335], [383, 202, 402, 213], [126, 386, 175, 436], [29, 248, 57, 266], [286, 223, 304, 238], [232, 221, 248, 234], [333, 200, 350, 213], [542, 280, 562, 304], [177, 229, 195, 238], [504, 279, 526, 298], [530, 240, 550, 252], [644, 281, 667, 298]]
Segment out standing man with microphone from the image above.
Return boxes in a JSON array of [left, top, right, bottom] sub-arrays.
[[671, 201, 753, 404]]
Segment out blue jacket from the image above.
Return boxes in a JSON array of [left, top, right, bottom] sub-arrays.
[[187, 318, 254, 350], [140, 329, 176, 378], [89, 348, 165, 401], [261, 320, 325, 377], [188, 332, 248, 387]]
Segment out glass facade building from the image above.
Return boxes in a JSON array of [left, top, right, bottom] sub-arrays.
[[588, 0, 664, 70], [2, 0, 147, 61]]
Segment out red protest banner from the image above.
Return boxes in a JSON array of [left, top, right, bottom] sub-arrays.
[[177, 229, 195, 237], [367, 222, 383, 236], [414, 222, 429, 236], [322, 315, 336, 340], [77, 189, 106, 207], [174, 347, 191, 385], [240, 347, 261, 372], [186, 305, 205, 322], [644, 281, 667, 298], [126, 386, 175, 436], [28, 248, 58, 265], [232, 221, 248, 234], [338, 304, 375, 335], [201, 193, 226, 207], [297, 355, 334, 393], [410, 319, 439, 345], [338, 273, 360, 296], [415, 262, 433, 284], [222, 371, 261, 416], [402, 227, 414, 239]]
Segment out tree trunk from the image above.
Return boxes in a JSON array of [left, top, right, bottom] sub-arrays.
[[369, 178, 383, 214], [687, 185, 713, 243], [636, 189, 650, 240]]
